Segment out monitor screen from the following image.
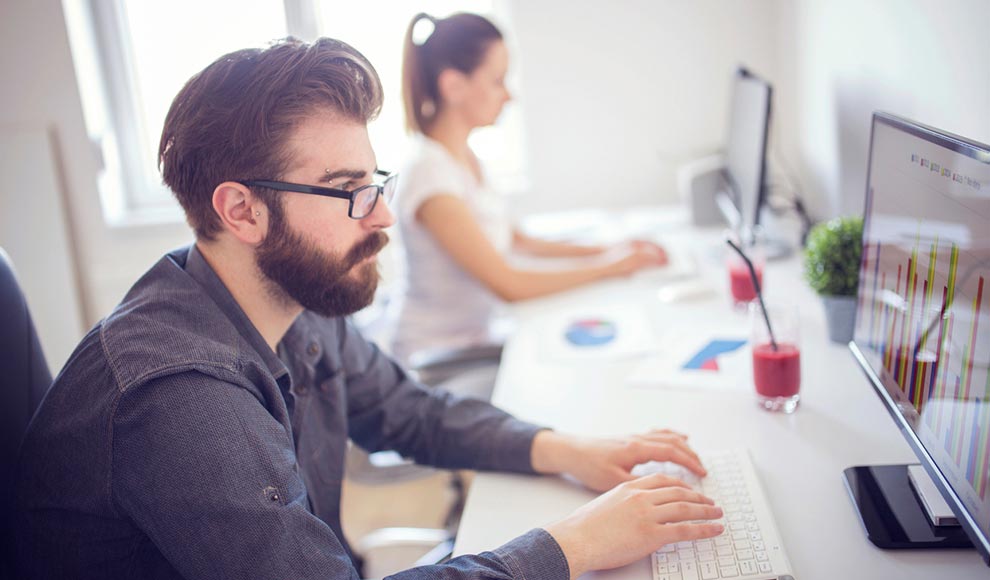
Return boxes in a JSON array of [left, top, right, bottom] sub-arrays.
[[720, 67, 772, 236], [851, 112, 990, 563]]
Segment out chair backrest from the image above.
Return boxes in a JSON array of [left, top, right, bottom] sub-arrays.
[[0, 248, 52, 575]]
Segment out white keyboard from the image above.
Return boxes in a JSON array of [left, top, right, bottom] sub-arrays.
[[634, 449, 793, 580]]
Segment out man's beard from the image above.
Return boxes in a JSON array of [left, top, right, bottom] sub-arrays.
[[255, 213, 389, 318]]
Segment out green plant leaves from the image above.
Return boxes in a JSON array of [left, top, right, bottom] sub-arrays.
[[803, 215, 864, 296]]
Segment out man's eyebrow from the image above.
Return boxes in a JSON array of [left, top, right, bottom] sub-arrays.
[[317, 168, 367, 184]]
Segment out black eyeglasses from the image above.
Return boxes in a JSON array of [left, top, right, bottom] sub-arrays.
[[243, 170, 398, 219]]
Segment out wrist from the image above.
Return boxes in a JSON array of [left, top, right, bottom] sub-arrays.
[[543, 521, 588, 580], [531, 430, 575, 475], [599, 260, 624, 280]]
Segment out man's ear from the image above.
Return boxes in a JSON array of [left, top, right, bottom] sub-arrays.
[[437, 68, 468, 107], [212, 182, 268, 245]]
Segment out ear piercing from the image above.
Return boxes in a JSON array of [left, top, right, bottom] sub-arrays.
[[255, 211, 261, 217]]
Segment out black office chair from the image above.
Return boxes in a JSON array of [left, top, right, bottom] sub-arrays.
[[0, 248, 53, 578]]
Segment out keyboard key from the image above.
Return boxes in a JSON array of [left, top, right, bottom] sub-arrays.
[[758, 561, 772, 573], [733, 540, 751, 550], [677, 550, 694, 561], [717, 557, 735, 567], [698, 551, 716, 562], [752, 541, 765, 551], [749, 532, 761, 542], [680, 561, 699, 580], [739, 560, 758, 575], [755, 551, 768, 562], [695, 540, 714, 552], [656, 554, 668, 563], [669, 562, 680, 573], [715, 536, 732, 547], [716, 546, 733, 557], [657, 563, 669, 574], [736, 549, 754, 561], [731, 531, 748, 540], [719, 565, 739, 578], [700, 562, 719, 580]]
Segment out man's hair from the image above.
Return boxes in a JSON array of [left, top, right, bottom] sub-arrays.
[[159, 37, 383, 240]]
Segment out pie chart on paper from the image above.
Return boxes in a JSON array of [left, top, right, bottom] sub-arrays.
[[564, 318, 617, 347]]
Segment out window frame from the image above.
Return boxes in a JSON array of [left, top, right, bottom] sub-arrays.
[[68, 0, 523, 225]]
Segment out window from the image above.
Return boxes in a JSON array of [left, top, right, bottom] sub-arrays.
[[64, 0, 527, 225]]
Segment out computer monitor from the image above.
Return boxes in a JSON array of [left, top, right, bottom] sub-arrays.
[[847, 112, 990, 565], [715, 67, 772, 243]]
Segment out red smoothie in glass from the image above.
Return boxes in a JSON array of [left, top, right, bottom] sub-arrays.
[[729, 262, 763, 304], [752, 342, 800, 397]]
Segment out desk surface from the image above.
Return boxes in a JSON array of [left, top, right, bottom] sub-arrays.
[[453, 215, 988, 579]]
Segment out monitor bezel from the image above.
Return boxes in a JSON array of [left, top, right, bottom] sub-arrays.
[[850, 111, 990, 565]]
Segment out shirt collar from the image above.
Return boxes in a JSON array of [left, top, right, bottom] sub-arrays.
[[183, 243, 289, 381]]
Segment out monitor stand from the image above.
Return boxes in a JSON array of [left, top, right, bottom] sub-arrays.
[[843, 464, 973, 549], [714, 194, 795, 261]]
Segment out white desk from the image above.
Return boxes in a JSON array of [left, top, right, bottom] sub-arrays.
[[453, 216, 988, 579]]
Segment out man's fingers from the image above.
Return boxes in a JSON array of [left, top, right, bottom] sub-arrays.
[[643, 429, 688, 440], [629, 472, 693, 491], [645, 486, 716, 506], [630, 441, 706, 477], [655, 522, 726, 544], [653, 501, 724, 525]]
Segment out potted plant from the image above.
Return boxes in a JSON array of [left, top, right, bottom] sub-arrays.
[[804, 215, 864, 343]]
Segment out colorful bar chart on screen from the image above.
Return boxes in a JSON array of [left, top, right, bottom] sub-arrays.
[[857, 220, 990, 503]]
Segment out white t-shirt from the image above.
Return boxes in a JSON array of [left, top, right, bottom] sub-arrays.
[[389, 136, 511, 363]]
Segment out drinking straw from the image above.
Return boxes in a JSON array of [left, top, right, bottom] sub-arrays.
[[726, 239, 779, 351]]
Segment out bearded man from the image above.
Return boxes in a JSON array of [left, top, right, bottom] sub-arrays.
[[15, 37, 722, 580]]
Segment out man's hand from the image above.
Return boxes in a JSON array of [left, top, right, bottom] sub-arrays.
[[531, 429, 706, 492], [544, 473, 724, 579]]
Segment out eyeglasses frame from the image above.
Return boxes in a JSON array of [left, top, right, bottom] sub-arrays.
[[242, 169, 396, 219]]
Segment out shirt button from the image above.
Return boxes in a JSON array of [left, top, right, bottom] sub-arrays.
[[307, 342, 319, 356]]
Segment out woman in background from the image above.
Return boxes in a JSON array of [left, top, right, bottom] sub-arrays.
[[391, 12, 667, 367]]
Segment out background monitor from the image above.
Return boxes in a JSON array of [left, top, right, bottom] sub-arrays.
[[716, 67, 772, 241], [848, 112, 990, 564]]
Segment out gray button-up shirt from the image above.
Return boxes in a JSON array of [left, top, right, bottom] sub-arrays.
[[16, 245, 569, 580]]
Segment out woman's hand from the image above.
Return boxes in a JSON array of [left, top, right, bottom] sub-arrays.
[[607, 240, 669, 276]]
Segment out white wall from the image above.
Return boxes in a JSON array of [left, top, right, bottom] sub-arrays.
[[505, 0, 782, 216], [0, 129, 85, 373], [775, 0, 990, 218], [0, 0, 192, 369]]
